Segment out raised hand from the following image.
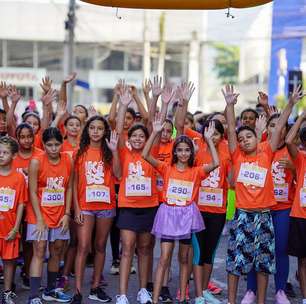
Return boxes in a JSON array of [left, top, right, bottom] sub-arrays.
[[56, 99, 67, 118], [129, 85, 138, 97], [267, 105, 279, 117], [289, 85, 306, 105], [8, 85, 22, 104], [255, 114, 267, 133], [152, 113, 165, 133], [88, 105, 97, 118], [177, 81, 195, 102], [118, 84, 132, 106], [221, 84, 239, 105], [41, 88, 57, 106], [106, 130, 119, 152], [258, 91, 269, 107], [114, 79, 124, 96], [161, 84, 175, 104], [40, 76, 52, 94], [0, 81, 10, 99], [204, 120, 216, 141], [150, 76, 163, 98], [64, 72, 77, 84], [142, 78, 152, 96]]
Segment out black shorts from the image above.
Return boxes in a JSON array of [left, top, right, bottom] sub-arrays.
[[192, 212, 226, 265], [161, 238, 191, 245], [288, 216, 306, 258], [117, 207, 158, 233]]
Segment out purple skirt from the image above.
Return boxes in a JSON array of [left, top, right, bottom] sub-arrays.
[[151, 202, 205, 240]]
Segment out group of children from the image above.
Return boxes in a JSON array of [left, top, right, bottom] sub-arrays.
[[0, 75, 305, 304]]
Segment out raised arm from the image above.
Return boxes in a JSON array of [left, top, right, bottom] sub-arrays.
[[148, 76, 163, 128], [142, 114, 163, 168], [286, 110, 306, 159], [106, 130, 122, 179], [257, 91, 271, 118], [255, 114, 267, 143], [203, 121, 220, 173], [222, 84, 240, 153], [7, 86, 21, 137], [142, 78, 152, 110], [0, 81, 10, 113], [109, 80, 123, 129], [271, 85, 305, 152], [160, 83, 175, 122], [175, 81, 195, 136], [130, 85, 149, 125], [41, 88, 57, 130]]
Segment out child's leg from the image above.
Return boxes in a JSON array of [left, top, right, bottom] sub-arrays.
[[256, 272, 268, 304], [3, 259, 15, 291], [227, 273, 239, 304], [298, 257, 306, 298], [178, 240, 191, 301], [153, 241, 174, 303]]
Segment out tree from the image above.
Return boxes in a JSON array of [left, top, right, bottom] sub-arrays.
[[212, 42, 240, 84]]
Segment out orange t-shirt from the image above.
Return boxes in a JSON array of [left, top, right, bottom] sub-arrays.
[[34, 131, 43, 150], [12, 147, 43, 185], [118, 146, 158, 208], [26, 152, 72, 228], [271, 146, 295, 211], [61, 139, 79, 158], [74, 147, 116, 211], [0, 170, 27, 238], [231, 142, 276, 210], [290, 151, 306, 219], [196, 148, 230, 213], [156, 161, 208, 206]]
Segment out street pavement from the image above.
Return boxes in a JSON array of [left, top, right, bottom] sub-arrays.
[[9, 230, 302, 303]]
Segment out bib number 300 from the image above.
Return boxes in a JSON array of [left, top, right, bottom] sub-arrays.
[[42, 188, 65, 206]]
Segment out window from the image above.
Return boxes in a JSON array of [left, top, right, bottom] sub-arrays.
[[128, 54, 142, 71], [38, 42, 63, 71], [75, 43, 94, 70], [7, 40, 33, 67], [100, 50, 124, 71]]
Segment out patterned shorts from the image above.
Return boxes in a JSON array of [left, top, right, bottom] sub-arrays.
[[226, 209, 276, 276]]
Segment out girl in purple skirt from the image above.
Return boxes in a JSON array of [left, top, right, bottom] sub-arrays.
[[142, 115, 220, 304]]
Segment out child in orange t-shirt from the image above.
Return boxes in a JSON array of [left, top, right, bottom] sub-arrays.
[[0, 136, 27, 303], [286, 110, 306, 302], [71, 115, 119, 303], [223, 84, 303, 304], [142, 116, 219, 304], [27, 127, 73, 304], [61, 116, 81, 157]]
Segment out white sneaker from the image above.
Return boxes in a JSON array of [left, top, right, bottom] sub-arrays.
[[137, 288, 152, 304], [116, 294, 129, 304], [241, 290, 256, 304]]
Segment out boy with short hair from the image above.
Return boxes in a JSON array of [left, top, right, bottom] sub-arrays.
[[0, 136, 27, 304]]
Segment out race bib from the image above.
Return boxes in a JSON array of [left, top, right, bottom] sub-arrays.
[[198, 187, 223, 207], [125, 177, 151, 197], [86, 185, 110, 203], [300, 188, 306, 207], [303, 174, 306, 187], [166, 179, 193, 206], [0, 188, 15, 211], [273, 183, 289, 202], [42, 188, 65, 206], [237, 163, 267, 187], [156, 175, 164, 191]]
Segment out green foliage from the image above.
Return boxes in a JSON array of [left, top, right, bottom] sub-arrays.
[[212, 42, 240, 85]]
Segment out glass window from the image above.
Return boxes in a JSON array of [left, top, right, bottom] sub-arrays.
[[75, 43, 94, 70], [7, 40, 33, 67], [38, 42, 63, 71], [128, 54, 142, 71], [100, 50, 124, 71], [165, 60, 182, 78], [98, 88, 113, 103]]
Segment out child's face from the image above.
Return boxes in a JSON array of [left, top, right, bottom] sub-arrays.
[[25, 116, 40, 134], [88, 120, 105, 144], [65, 118, 81, 137], [0, 144, 14, 166], [0, 113, 7, 134], [18, 128, 34, 150], [211, 130, 223, 147], [73, 106, 87, 123], [129, 128, 146, 150], [237, 129, 257, 153], [213, 114, 227, 134], [161, 122, 173, 143], [241, 111, 256, 129], [124, 112, 135, 130], [44, 138, 62, 159], [267, 117, 286, 141], [175, 142, 192, 164], [184, 117, 194, 130]]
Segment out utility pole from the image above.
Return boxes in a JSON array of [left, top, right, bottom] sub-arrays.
[[64, 0, 76, 112]]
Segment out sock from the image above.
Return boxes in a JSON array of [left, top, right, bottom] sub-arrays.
[[30, 277, 41, 299], [47, 271, 58, 291]]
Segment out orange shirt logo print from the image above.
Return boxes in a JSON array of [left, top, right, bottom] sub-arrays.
[[126, 161, 152, 197], [42, 177, 65, 207], [85, 161, 110, 204]]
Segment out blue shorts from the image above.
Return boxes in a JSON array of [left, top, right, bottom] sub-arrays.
[[26, 224, 70, 242], [81, 208, 116, 219], [226, 209, 276, 276]]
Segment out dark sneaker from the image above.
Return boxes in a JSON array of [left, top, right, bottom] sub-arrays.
[[159, 286, 173, 303], [71, 293, 82, 304], [88, 287, 112, 302], [22, 276, 30, 290], [110, 260, 120, 275], [42, 289, 72, 303], [146, 282, 154, 294], [2, 291, 17, 304], [285, 282, 296, 298]]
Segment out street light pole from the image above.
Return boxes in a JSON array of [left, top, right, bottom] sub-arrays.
[[64, 0, 76, 112]]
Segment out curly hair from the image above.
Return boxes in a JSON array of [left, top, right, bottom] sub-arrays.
[[0, 136, 19, 154], [171, 135, 195, 167], [76, 115, 112, 166]]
